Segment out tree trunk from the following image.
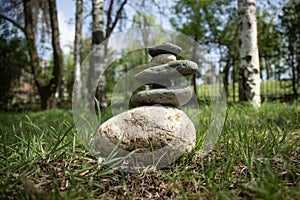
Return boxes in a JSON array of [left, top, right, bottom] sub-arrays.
[[222, 58, 231, 97], [23, 0, 63, 110], [265, 56, 270, 80], [191, 35, 199, 99], [23, 0, 45, 108], [88, 0, 128, 111], [90, 0, 106, 111], [238, 0, 261, 108], [289, 49, 298, 96], [40, 85, 51, 110], [297, 51, 300, 84], [48, 0, 63, 109], [232, 59, 236, 102], [74, 0, 83, 101]]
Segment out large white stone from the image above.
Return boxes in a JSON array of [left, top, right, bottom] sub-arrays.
[[93, 106, 196, 171]]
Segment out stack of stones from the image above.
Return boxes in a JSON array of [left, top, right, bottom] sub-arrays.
[[94, 43, 199, 171], [131, 43, 198, 107]]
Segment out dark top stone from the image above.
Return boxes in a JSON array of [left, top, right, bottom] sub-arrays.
[[134, 60, 198, 84], [148, 43, 182, 57]]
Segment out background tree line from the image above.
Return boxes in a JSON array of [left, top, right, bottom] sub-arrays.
[[0, 0, 299, 111]]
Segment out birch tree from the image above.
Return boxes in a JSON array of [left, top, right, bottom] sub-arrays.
[[238, 0, 261, 108], [90, 0, 106, 110], [74, 0, 83, 101], [90, 0, 128, 111]]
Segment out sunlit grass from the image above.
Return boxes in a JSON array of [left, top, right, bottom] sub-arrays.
[[0, 102, 299, 199]]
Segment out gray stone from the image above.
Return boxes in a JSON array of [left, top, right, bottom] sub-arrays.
[[135, 60, 198, 84], [93, 106, 196, 171], [148, 43, 182, 57], [150, 54, 177, 65], [152, 80, 172, 89], [131, 86, 193, 107]]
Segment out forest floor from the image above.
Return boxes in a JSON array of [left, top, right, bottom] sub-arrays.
[[0, 102, 299, 199]]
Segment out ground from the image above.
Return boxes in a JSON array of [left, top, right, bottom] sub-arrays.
[[0, 102, 299, 199]]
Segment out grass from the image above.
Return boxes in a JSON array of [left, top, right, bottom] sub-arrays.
[[0, 102, 299, 199]]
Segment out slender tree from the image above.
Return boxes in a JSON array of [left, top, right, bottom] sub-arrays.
[[89, 0, 106, 110], [47, 0, 63, 108], [280, 0, 300, 96], [22, 0, 43, 107], [74, 0, 83, 101], [238, 0, 261, 108], [90, 0, 128, 111]]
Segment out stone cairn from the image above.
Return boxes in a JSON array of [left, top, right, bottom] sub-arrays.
[[94, 43, 199, 171], [131, 43, 198, 107]]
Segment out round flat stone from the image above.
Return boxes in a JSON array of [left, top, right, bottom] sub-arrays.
[[135, 60, 198, 84], [131, 86, 193, 107], [93, 106, 196, 172], [148, 43, 182, 57], [150, 54, 177, 65]]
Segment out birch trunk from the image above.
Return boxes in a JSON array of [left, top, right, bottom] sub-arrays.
[[90, 0, 106, 111], [74, 0, 83, 101], [238, 0, 261, 108]]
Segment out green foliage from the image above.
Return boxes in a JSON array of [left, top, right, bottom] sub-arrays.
[[62, 52, 74, 100], [171, 0, 239, 96], [171, 0, 299, 100], [0, 35, 27, 110], [171, 0, 234, 47], [280, 0, 300, 50], [104, 13, 166, 107], [255, 5, 287, 81], [132, 12, 157, 28], [280, 0, 300, 79], [105, 49, 148, 102]]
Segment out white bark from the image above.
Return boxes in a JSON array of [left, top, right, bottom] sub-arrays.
[[238, 0, 261, 108], [92, 0, 104, 37], [74, 0, 83, 101], [91, 0, 106, 110]]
